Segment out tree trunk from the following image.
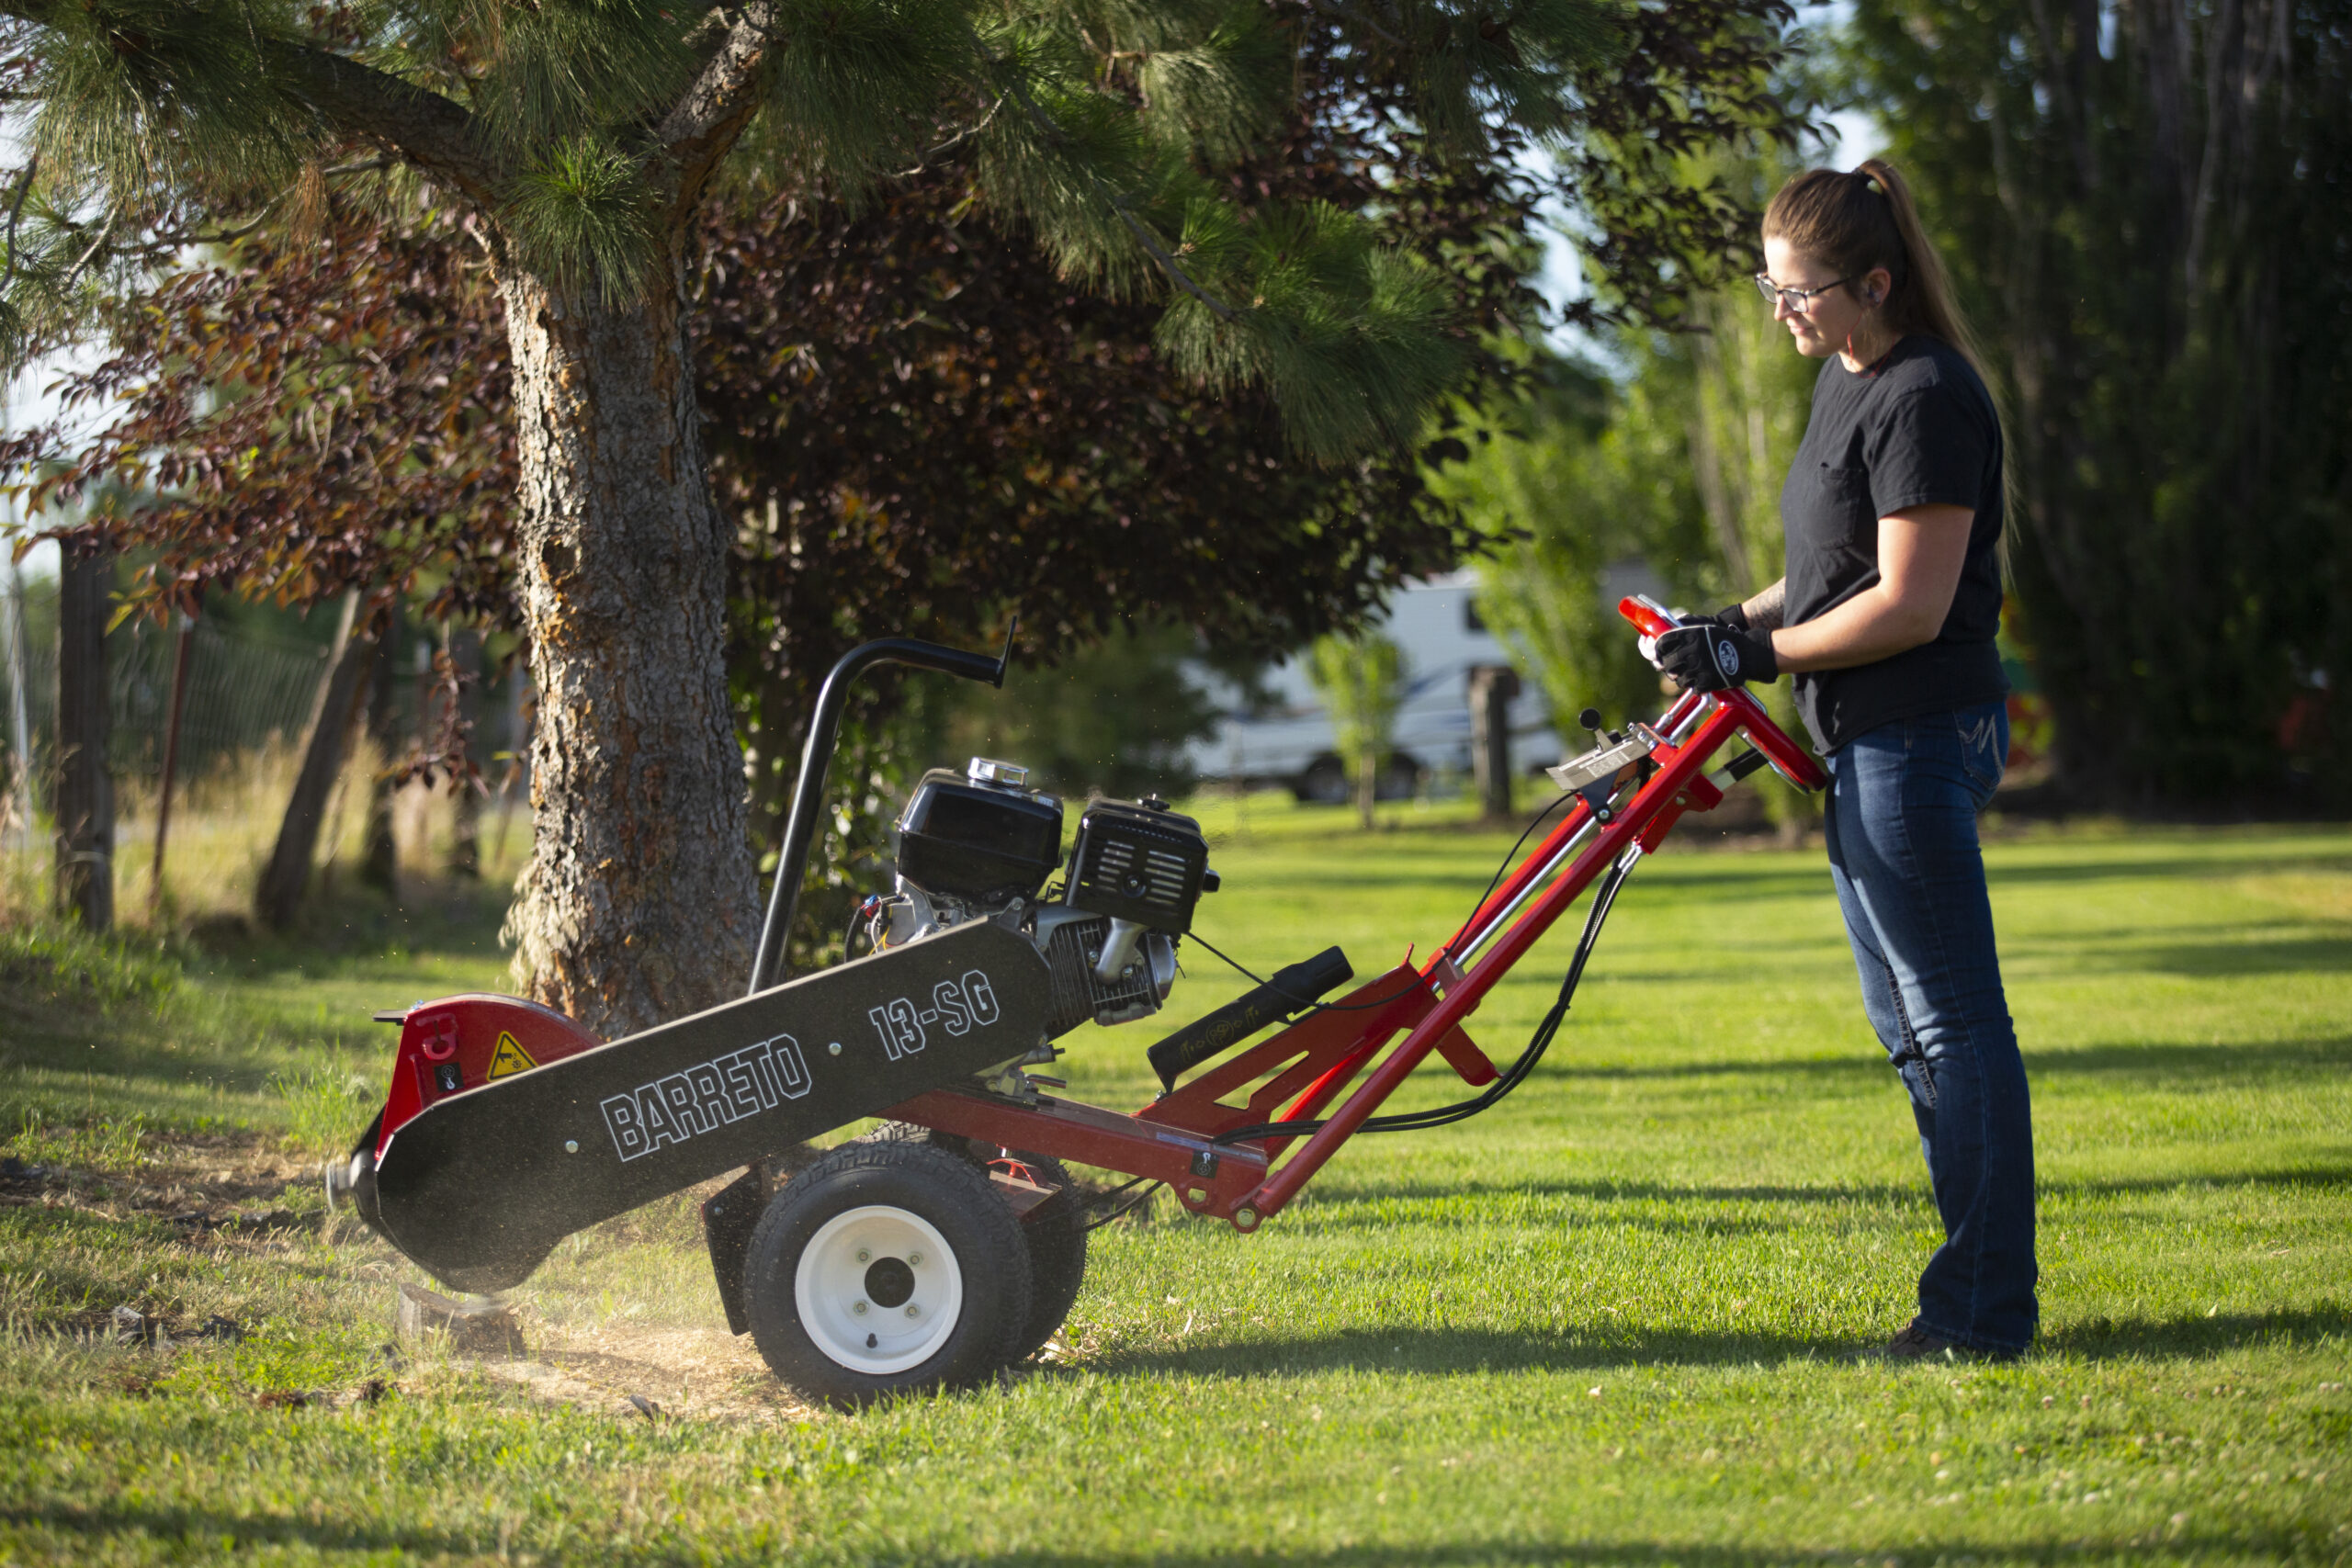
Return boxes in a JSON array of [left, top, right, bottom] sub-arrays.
[[256, 590, 375, 929], [52, 537, 114, 930], [359, 604, 403, 893], [496, 265, 756, 1039], [2, 564, 32, 852], [1467, 664, 1519, 821], [446, 623, 483, 880]]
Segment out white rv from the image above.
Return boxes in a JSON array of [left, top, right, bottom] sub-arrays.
[[1186, 572, 1567, 801]]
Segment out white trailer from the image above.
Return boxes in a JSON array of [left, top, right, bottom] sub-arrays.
[[1186, 572, 1566, 802]]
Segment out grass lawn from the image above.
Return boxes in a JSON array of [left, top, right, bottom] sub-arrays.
[[1, 802, 2346, 1564]]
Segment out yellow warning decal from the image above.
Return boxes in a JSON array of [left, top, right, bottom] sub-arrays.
[[486, 1032, 538, 1080]]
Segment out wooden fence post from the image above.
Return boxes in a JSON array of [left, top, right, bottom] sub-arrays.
[[2, 563, 32, 852], [1468, 664, 1521, 821], [53, 536, 115, 929], [148, 600, 201, 914]]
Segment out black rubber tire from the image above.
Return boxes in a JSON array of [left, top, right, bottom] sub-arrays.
[[1295, 756, 1349, 805], [861, 1123, 1087, 1362], [744, 1141, 1034, 1407], [1007, 1154, 1089, 1362], [857, 1119, 987, 1163], [1375, 751, 1424, 801]]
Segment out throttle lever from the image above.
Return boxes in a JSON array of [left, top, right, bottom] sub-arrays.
[[1544, 720, 1665, 797]]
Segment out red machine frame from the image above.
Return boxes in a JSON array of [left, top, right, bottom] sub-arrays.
[[890, 599, 1827, 1228]]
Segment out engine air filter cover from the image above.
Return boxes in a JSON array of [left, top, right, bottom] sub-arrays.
[[895, 769, 1064, 906], [1065, 798, 1209, 931]]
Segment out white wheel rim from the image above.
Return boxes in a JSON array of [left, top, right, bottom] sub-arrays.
[[794, 1204, 964, 1374]]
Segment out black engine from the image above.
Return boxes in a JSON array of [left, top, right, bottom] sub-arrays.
[[876, 759, 1212, 1042]]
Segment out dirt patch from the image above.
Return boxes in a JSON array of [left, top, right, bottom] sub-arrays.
[[1, 1129, 333, 1246], [474, 1318, 827, 1426]]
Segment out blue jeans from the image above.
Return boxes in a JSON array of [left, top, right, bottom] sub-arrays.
[[1823, 702, 2037, 1352]]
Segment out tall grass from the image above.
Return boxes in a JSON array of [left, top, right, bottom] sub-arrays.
[[0, 738, 532, 935]]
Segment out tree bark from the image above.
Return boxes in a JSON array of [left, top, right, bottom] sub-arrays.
[[496, 263, 756, 1039], [256, 590, 376, 929], [446, 623, 484, 879], [1468, 664, 1519, 821], [2, 564, 33, 852], [52, 537, 114, 930], [359, 603, 403, 893]]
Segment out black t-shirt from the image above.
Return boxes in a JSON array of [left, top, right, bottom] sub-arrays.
[[1781, 334, 2007, 753]]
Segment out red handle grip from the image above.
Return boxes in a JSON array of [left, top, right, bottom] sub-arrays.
[[1618, 596, 1675, 637]]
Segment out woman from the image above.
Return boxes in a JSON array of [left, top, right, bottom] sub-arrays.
[[1655, 160, 2036, 1359]]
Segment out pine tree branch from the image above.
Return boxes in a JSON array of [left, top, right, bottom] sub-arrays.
[[55, 209, 117, 294], [0, 154, 36, 295], [267, 42, 509, 208], [897, 96, 1007, 178], [1304, 0, 1404, 51], [653, 1, 779, 217], [147, 158, 395, 250], [988, 47, 1241, 324], [0, 0, 503, 202]]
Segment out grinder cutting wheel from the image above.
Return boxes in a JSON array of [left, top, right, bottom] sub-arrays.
[[336, 600, 1826, 1405]]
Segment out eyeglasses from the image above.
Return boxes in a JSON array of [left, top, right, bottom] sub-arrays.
[[1753, 273, 1855, 312]]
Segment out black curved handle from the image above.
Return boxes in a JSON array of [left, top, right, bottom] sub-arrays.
[[1144, 946, 1355, 1092], [747, 624, 1016, 996]]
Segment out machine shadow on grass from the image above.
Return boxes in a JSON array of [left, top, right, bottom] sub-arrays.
[[2, 1513, 2282, 1567], [0, 1505, 490, 1562], [1539, 1035, 2350, 1082], [1301, 1156, 2349, 1216], [989, 1536, 2293, 1567], [1095, 1321, 1861, 1378], [2042, 1305, 2352, 1359], [1633, 842, 2350, 899], [956, 1535, 2300, 1567], [2115, 934, 2352, 977], [1091, 1301, 2352, 1384]]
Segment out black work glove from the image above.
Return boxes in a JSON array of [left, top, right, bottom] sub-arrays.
[[1698, 603, 1750, 633], [1655, 620, 1778, 692]]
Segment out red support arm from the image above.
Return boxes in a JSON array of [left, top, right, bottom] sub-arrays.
[[1238, 699, 1755, 1220]]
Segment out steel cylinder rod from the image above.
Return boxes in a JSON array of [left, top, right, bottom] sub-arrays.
[[1240, 699, 1751, 1219], [1439, 687, 1709, 966]]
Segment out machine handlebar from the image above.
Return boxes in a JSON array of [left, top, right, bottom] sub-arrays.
[[749, 624, 1019, 996], [1615, 595, 1826, 792], [1616, 594, 1679, 638]]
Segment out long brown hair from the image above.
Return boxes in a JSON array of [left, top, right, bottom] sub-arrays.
[[1766, 158, 2010, 563], [1763, 158, 1989, 381]]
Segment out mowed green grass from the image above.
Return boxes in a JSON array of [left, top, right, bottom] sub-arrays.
[[1, 807, 2347, 1565]]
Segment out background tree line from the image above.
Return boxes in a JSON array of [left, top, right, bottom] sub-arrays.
[[1, 0, 1812, 999], [10, 0, 2342, 1007], [1462, 0, 2348, 816]]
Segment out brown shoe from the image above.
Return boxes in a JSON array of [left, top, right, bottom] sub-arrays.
[[1873, 1318, 2020, 1363], [1878, 1318, 1966, 1360]]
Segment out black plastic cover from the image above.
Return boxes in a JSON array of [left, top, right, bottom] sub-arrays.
[[1066, 798, 1209, 931], [896, 770, 1064, 904]]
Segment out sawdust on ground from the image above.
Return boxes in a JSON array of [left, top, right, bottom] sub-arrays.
[[472, 1317, 828, 1426]]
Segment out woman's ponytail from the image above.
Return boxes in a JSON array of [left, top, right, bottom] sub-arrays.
[[1851, 159, 1987, 380], [1764, 158, 1989, 384]]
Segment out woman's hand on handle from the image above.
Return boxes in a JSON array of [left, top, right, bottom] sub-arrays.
[[1656, 622, 1781, 692]]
